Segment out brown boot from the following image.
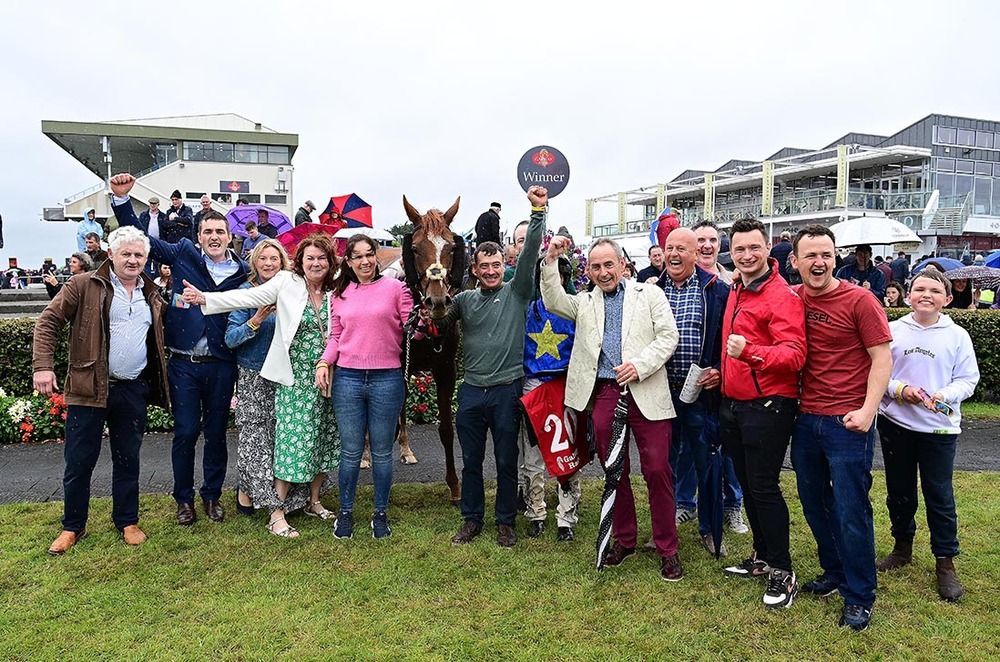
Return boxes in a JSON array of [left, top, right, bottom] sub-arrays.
[[121, 525, 148, 546], [47, 530, 87, 556], [935, 557, 964, 602], [876, 538, 912, 572]]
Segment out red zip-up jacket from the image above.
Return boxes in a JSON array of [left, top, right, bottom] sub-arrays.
[[721, 258, 806, 401]]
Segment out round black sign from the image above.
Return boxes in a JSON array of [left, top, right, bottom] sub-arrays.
[[517, 145, 570, 198]]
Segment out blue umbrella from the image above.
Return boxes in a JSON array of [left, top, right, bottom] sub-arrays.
[[912, 257, 964, 274], [700, 414, 725, 560], [985, 250, 1000, 269]]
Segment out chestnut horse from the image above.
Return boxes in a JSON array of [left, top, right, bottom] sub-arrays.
[[397, 195, 465, 504]]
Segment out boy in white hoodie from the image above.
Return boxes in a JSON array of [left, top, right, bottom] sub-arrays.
[[877, 267, 980, 602]]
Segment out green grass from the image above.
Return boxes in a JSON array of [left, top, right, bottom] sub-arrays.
[[2, 474, 999, 661], [961, 401, 1000, 419]]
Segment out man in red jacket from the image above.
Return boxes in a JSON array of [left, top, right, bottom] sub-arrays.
[[719, 218, 807, 609]]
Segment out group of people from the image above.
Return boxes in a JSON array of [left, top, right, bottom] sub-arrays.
[[32, 175, 982, 634]]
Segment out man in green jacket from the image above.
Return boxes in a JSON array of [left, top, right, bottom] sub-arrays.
[[449, 185, 547, 548]]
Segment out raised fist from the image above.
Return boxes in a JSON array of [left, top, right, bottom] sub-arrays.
[[527, 186, 548, 208], [109, 173, 136, 198], [545, 234, 570, 264]]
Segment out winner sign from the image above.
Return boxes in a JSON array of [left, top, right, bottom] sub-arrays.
[[517, 145, 570, 198]]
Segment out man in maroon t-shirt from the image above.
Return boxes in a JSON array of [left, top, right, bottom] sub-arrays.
[[789, 224, 892, 633]]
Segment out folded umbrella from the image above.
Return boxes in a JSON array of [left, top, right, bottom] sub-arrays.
[[596, 386, 630, 570], [700, 414, 725, 560]]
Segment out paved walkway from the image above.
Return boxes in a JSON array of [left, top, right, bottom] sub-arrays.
[[2, 420, 998, 504]]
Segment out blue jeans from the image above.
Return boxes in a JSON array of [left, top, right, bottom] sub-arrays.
[[168, 356, 237, 504], [333, 367, 405, 514], [792, 413, 877, 608], [669, 395, 712, 536], [878, 417, 960, 558], [455, 380, 522, 526], [63, 379, 148, 532], [676, 414, 743, 512]]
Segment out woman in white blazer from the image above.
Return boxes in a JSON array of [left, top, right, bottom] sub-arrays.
[[184, 235, 341, 536]]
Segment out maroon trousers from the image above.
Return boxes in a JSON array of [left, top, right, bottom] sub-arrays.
[[591, 381, 677, 557]]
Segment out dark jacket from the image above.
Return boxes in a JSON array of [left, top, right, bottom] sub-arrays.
[[657, 265, 729, 399], [769, 239, 793, 280], [32, 260, 169, 409], [835, 262, 886, 300], [721, 258, 806, 401], [137, 209, 168, 237], [294, 207, 312, 226], [161, 202, 194, 243], [114, 200, 249, 360], [636, 264, 662, 283], [475, 209, 501, 245], [890, 256, 910, 283]]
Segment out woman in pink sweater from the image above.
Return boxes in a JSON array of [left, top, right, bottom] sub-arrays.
[[315, 235, 413, 539]]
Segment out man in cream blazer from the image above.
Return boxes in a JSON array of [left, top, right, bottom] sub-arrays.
[[541, 236, 684, 581]]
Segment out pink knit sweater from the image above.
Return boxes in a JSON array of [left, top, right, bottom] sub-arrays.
[[320, 277, 414, 369]]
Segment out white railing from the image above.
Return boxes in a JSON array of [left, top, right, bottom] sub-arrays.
[[62, 181, 106, 205]]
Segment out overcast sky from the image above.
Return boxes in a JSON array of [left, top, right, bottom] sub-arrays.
[[2, 0, 999, 266]]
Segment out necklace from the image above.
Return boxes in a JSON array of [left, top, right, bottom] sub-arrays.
[[308, 290, 328, 343]]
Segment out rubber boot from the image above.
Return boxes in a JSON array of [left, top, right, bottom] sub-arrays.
[[935, 557, 964, 602], [876, 538, 913, 572]]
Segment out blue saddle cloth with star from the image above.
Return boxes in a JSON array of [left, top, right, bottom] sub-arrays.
[[523, 299, 575, 380]]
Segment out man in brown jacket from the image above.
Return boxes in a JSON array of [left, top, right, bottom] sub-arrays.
[[33, 226, 170, 555]]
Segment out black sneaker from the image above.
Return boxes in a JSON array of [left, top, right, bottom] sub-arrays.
[[371, 511, 391, 539], [723, 556, 770, 579], [839, 604, 873, 631], [763, 568, 798, 609], [801, 574, 840, 597], [527, 520, 545, 538], [333, 511, 354, 539], [556, 526, 574, 542]]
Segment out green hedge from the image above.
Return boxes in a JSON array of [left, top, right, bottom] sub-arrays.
[[0, 318, 68, 396], [2, 311, 995, 404], [885, 308, 999, 402]]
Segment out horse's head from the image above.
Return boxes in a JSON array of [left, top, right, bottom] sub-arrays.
[[402, 195, 464, 319]]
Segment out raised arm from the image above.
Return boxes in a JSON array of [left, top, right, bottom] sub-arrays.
[[539, 253, 579, 321], [510, 186, 548, 299], [109, 173, 180, 265]]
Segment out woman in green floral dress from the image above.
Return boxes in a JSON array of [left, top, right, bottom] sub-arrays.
[[186, 234, 341, 536]]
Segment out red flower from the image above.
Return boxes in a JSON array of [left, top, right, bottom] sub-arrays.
[[416, 403, 429, 413], [20, 421, 33, 432], [418, 384, 427, 394], [49, 407, 60, 416]]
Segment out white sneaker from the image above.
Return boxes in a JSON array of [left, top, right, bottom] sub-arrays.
[[675, 507, 697, 525], [725, 508, 750, 534], [763, 568, 798, 609]]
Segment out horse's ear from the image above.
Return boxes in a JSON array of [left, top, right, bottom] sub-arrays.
[[443, 197, 461, 225], [403, 195, 422, 226]]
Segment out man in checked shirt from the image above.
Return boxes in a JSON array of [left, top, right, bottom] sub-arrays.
[[33, 226, 170, 555], [657, 227, 730, 557]]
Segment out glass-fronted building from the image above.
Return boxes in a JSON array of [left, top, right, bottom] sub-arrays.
[[587, 114, 1000, 258]]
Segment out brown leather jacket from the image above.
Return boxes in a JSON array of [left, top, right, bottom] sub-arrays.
[[32, 260, 170, 409]]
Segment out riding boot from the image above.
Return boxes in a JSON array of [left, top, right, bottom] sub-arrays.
[[935, 557, 965, 602], [876, 538, 913, 572]]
